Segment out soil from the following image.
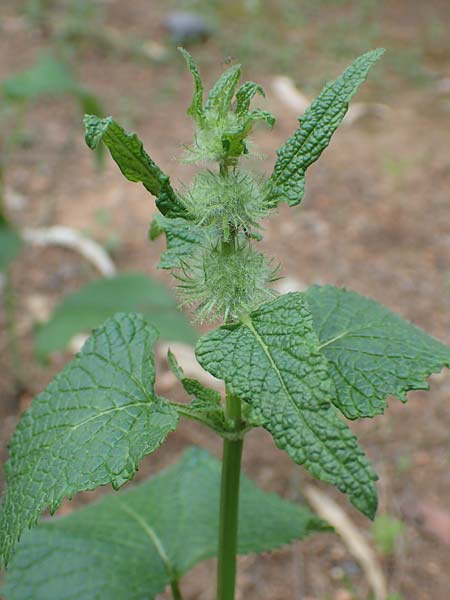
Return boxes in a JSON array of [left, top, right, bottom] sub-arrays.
[[1, 1, 450, 599]]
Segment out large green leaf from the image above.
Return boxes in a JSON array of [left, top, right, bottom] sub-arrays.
[[3, 447, 328, 600], [0, 313, 179, 567], [0, 225, 22, 271], [196, 293, 378, 518], [306, 285, 450, 419], [83, 115, 185, 217], [35, 272, 197, 357], [269, 49, 384, 207]]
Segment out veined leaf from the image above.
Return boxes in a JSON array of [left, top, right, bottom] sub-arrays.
[[235, 81, 265, 118], [0, 313, 179, 567], [152, 214, 204, 269], [3, 448, 328, 600], [306, 285, 450, 419], [196, 293, 378, 518], [35, 273, 197, 357], [83, 115, 185, 217], [205, 63, 242, 117], [269, 49, 384, 207], [178, 47, 205, 124], [0, 225, 22, 271]]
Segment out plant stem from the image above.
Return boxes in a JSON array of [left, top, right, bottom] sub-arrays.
[[170, 579, 183, 600], [217, 391, 243, 600]]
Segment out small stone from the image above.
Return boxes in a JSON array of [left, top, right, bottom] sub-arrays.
[[164, 12, 212, 44]]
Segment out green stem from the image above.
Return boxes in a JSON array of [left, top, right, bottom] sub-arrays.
[[170, 579, 183, 600], [217, 391, 243, 600]]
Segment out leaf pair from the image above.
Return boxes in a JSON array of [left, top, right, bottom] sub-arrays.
[[196, 287, 450, 519], [3, 448, 328, 600]]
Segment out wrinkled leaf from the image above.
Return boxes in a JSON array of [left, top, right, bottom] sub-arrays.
[[152, 214, 204, 269], [269, 49, 384, 206], [35, 273, 197, 357], [205, 63, 241, 116], [235, 81, 265, 118], [83, 115, 185, 217], [178, 47, 204, 124], [0, 313, 179, 567], [196, 293, 378, 518], [306, 285, 450, 419], [3, 447, 328, 600]]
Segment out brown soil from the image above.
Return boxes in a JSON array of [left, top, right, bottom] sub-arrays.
[[1, 1, 450, 599]]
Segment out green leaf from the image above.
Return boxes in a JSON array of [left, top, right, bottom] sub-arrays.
[[178, 47, 204, 124], [83, 115, 185, 217], [205, 63, 242, 117], [153, 214, 204, 269], [167, 350, 225, 432], [235, 81, 265, 118], [269, 49, 384, 207], [305, 285, 450, 419], [0, 313, 179, 567], [3, 447, 328, 599], [2, 54, 80, 101], [35, 273, 197, 357], [0, 225, 22, 271], [196, 293, 378, 518], [247, 108, 276, 128]]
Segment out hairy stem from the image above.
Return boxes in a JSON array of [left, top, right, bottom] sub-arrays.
[[217, 391, 243, 600]]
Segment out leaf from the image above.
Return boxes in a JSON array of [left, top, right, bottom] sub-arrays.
[[178, 47, 204, 124], [83, 115, 185, 217], [269, 49, 384, 207], [35, 273, 197, 357], [305, 285, 450, 419], [205, 63, 242, 116], [167, 350, 225, 432], [235, 81, 265, 118], [3, 448, 329, 599], [152, 214, 204, 269], [0, 313, 179, 567], [196, 293, 378, 518], [0, 225, 22, 271], [2, 54, 80, 101]]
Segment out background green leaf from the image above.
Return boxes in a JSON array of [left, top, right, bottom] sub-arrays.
[[0, 225, 23, 272], [196, 293, 378, 518], [306, 285, 450, 419], [0, 313, 178, 567], [269, 48, 384, 207], [35, 272, 197, 357], [3, 447, 328, 600]]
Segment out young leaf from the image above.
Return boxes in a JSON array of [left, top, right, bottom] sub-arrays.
[[35, 272, 197, 358], [152, 214, 204, 269], [178, 47, 205, 124], [0, 225, 22, 271], [269, 48, 384, 207], [306, 285, 450, 419], [196, 293, 378, 519], [205, 63, 242, 117], [235, 81, 265, 118], [83, 115, 185, 217], [0, 313, 179, 567], [3, 448, 328, 599]]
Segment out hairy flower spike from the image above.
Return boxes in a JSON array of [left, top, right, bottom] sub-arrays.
[[181, 170, 271, 238], [176, 241, 278, 322]]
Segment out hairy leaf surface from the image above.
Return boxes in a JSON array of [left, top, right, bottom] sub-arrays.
[[35, 273, 197, 357], [83, 115, 185, 217], [306, 285, 450, 419], [269, 49, 384, 206], [0, 313, 178, 567], [196, 293, 378, 518], [205, 63, 241, 116], [235, 81, 265, 118], [3, 448, 328, 600]]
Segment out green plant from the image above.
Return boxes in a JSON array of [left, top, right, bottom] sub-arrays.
[[1, 48, 450, 600], [372, 513, 405, 557]]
